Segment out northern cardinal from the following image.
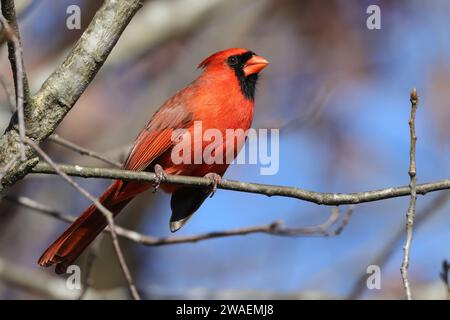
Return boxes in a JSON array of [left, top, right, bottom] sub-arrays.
[[38, 48, 269, 273]]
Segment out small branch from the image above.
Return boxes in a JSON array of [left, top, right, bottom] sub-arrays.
[[4, 195, 76, 222], [400, 88, 419, 300], [119, 206, 354, 243], [30, 162, 450, 206], [48, 134, 122, 168], [440, 260, 450, 300], [5, 195, 354, 246], [0, 12, 26, 160], [24, 138, 140, 300], [329, 205, 354, 235]]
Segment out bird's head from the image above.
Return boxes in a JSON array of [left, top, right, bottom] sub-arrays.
[[198, 48, 269, 100]]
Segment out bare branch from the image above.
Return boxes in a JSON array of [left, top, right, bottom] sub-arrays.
[[31, 162, 450, 206], [25, 138, 140, 300], [5, 195, 354, 246], [48, 134, 122, 168], [4, 195, 76, 222], [400, 88, 419, 300]]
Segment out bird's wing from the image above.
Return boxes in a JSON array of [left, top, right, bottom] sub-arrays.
[[123, 99, 194, 171]]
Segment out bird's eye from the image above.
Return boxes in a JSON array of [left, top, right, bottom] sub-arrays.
[[227, 56, 238, 66]]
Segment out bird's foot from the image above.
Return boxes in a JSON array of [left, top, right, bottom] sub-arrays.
[[152, 164, 167, 193], [204, 173, 222, 198]]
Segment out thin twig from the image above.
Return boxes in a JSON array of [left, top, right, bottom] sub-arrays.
[[400, 88, 419, 300], [24, 138, 141, 300], [0, 13, 26, 160], [4, 195, 76, 222], [48, 134, 122, 168], [31, 162, 450, 206], [4, 195, 354, 246], [329, 205, 354, 235]]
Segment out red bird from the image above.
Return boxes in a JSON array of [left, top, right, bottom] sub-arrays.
[[38, 48, 269, 273]]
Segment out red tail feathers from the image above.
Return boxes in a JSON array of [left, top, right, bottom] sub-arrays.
[[38, 180, 149, 274]]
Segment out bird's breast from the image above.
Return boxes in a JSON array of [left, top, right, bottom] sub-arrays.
[[154, 77, 256, 192]]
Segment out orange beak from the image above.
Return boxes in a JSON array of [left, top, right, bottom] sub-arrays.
[[243, 55, 269, 77]]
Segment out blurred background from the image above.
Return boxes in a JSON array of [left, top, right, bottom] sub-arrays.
[[1, 0, 450, 299]]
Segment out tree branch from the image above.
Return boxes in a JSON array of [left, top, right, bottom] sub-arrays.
[[5, 195, 354, 246], [0, 0, 142, 194], [401, 88, 419, 300], [30, 162, 450, 206]]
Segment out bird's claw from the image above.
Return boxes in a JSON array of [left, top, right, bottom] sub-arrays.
[[204, 173, 222, 198], [152, 164, 167, 193]]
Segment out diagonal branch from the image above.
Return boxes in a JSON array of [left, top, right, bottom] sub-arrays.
[[25, 138, 140, 300]]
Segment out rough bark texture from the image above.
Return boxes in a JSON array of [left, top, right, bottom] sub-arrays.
[[0, 0, 142, 194]]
